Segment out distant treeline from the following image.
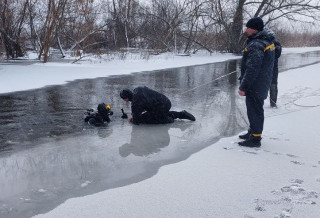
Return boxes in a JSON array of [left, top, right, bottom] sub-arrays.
[[0, 0, 319, 62], [277, 31, 320, 48]]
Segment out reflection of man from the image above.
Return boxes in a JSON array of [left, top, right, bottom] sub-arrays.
[[120, 86, 195, 125], [119, 125, 170, 157], [238, 17, 275, 147]]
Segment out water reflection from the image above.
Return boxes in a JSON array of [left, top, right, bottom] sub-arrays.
[[278, 51, 320, 72], [119, 125, 171, 157]]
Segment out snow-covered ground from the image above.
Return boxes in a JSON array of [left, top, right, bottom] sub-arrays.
[[1, 48, 320, 218]]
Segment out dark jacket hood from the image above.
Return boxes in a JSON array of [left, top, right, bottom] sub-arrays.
[[249, 29, 275, 43]]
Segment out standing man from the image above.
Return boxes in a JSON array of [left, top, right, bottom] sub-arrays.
[[270, 39, 282, 107], [238, 17, 275, 147], [120, 86, 195, 125]]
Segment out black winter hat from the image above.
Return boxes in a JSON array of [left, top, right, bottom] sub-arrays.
[[246, 17, 264, 31], [120, 89, 133, 100]]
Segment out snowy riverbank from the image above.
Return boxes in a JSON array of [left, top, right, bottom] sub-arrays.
[[27, 52, 320, 217], [1, 47, 320, 94]]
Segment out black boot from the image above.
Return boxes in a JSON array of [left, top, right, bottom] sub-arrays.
[[179, 110, 196, 121], [239, 129, 251, 140], [270, 102, 277, 108], [270, 84, 278, 108], [238, 135, 261, 148]]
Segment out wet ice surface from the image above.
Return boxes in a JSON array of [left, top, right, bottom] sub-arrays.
[[1, 51, 320, 218]]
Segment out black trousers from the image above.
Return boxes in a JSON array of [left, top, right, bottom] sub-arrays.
[[270, 59, 279, 104], [139, 101, 175, 124], [271, 59, 279, 85], [246, 94, 265, 134]]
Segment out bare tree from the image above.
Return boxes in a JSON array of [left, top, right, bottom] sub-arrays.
[[138, 0, 195, 52], [247, 0, 320, 25], [179, 0, 213, 54], [2, 0, 320, 60], [205, 0, 320, 53], [60, 0, 107, 52], [38, 0, 67, 62], [0, 0, 28, 58], [109, 0, 141, 49], [26, 0, 42, 52]]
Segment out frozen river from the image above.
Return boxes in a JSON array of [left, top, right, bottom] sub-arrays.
[[1, 51, 320, 218]]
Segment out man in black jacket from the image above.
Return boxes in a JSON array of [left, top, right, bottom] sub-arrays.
[[238, 17, 275, 147], [264, 28, 282, 108], [270, 39, 282, 107], [120, 86, 195, 125]]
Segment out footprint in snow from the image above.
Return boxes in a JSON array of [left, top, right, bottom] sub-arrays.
[[280, 184, 305, 194], [290, 160, 304, 165], [223, 147, 234, 150], [275, 209, 292, 218], [237, 149, 258, 155], [286, 154, 298, 158], [290, 179, 303, 184], [272, 152, 299, 159], [223, 146, 258, 154], [256, 179, 318, 215], [255, 205, 266, 212], [269, 137, 280, 140], [278, 182, 318, 204]]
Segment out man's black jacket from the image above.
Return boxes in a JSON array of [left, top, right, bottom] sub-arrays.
[[239, 30, 275, 99], [131, 86, 171, 124]]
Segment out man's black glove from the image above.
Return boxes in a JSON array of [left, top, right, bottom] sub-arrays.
[[121, 108, 128, 119]]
